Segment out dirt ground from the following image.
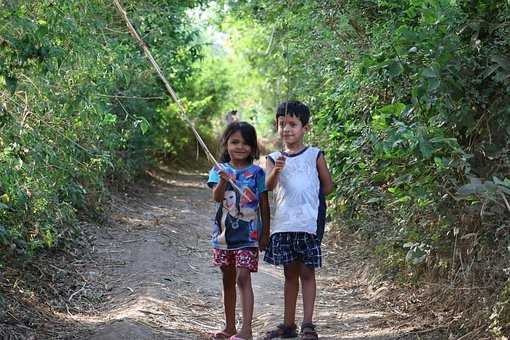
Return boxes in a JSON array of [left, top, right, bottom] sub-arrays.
[[0, 166, 451, 339]]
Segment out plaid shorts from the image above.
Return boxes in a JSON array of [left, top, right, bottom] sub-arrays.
[[264, 232, 322, 268], [213, 247, 259, 272]]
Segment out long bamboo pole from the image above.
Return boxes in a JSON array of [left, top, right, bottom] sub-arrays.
[[113, 0, 247, 198]]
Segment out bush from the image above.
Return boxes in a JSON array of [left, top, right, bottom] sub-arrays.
[[226, 0, 510, 329], [0, 0, 205, 263]]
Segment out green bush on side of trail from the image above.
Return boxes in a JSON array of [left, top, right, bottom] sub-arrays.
[[225, 0, 510, 333], [0, 0, 212, 264]]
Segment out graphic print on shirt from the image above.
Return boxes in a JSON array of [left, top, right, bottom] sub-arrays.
[[268, 147, 323, 235], [277, 155, 318, 222], [208, 164, 266, 250]]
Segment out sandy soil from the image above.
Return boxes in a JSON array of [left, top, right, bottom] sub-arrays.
[[1, 166, 447, 339]]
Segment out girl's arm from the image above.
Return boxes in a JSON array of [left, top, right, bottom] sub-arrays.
[[212, 171, 229, 202], [317, 153, 334, 195], [265, 156, 285, 190], [259, 191, 270, 250]]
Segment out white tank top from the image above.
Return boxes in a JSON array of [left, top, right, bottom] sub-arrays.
[[268, 147, 321, 235]]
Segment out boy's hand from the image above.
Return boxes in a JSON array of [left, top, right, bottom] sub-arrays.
[[274, 155, 286, 174]]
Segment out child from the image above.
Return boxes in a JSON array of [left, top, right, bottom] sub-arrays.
[[208, 121, 270, 340], [263, 101, 333, 340]]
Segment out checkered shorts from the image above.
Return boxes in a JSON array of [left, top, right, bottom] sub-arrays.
[[264, 232, 322, 268]]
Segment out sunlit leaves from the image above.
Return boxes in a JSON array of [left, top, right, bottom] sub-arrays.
[[134, 117, 150, 135], [229, 0, 510, 287], [0, 0, 204, 262]]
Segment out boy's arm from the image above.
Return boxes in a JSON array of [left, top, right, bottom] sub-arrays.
[[317, 153, 334, 195], [265, 156, 285, 190], [259, 191, 270, 251]]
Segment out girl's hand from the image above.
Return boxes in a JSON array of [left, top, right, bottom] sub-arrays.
[[212, 167, 234, 202], [215, 164, 234, 183], [259, 234, 269, 251], [274, 155, 286, 174], [218, 169, 231, 182]]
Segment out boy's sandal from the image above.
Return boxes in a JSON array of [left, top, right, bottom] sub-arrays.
[[300, 322, 319, 340], [209, 331, 235, 339], [263, 323, 298, 339]]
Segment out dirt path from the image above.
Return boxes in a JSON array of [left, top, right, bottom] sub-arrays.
[[67, 166, 428, 340], [2, 166, 440, 339]]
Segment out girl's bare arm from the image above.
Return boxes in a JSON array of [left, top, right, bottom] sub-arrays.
[[212, 173, 228, 202], [259, 191, 270, 250]]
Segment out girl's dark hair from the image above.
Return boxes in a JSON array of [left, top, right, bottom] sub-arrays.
[[219, 121, 259, 163]]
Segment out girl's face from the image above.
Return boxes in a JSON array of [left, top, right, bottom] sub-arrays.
[[227, 131, 252, 164]]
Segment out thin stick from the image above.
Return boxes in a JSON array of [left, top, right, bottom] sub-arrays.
[[112, 0, 247, 198], [280, 34, 291, 155], [265, 25, 275, 55], [500, 192, 510, 213], [69, 282, 86, 302], [112, 0, 215, 164], [96, 93, 165, 100]]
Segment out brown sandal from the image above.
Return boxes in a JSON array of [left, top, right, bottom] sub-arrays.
[[300, 322, 318, 340], [263, 323, 298, 339]]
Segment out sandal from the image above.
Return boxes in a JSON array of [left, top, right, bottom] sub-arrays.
[[229, 335, 253, 340], [300, 322, 318, 340], [263, 323, 298, 339], [209, 330, 235, 339]]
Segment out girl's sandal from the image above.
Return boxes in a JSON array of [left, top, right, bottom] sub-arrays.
[[209, 331, 235, 339], [229, 335, 253, 340], [300, 322, 319, 340], [263, 323, 298, 339]]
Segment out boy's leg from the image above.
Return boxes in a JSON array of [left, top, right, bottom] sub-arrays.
[[221, 265, 237, 335], [236, 267, 254, 338], [283, 261, 300, 326], [299, 263, 316, 324]]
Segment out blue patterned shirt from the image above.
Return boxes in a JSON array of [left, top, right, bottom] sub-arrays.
[[207, 163, 266, 250]]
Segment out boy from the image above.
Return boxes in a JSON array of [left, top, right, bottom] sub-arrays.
[[263, 101, 333, 340]]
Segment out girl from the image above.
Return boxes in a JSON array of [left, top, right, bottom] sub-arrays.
[[207, 122, 270, 340]]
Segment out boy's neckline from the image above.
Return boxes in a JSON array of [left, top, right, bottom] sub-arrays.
[[282, 146, 308, 157]]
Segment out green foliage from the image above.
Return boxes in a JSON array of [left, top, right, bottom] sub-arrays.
[[184, 3, 283, 138], [226, 0, 510, 318], [0, 0, 204, 262]]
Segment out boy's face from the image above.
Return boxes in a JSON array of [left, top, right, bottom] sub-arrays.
[[276, 114, 309, 146]]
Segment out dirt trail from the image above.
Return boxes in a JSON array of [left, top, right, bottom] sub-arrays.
[[2, 166, 439, 339], [66, 166, 429, 340]]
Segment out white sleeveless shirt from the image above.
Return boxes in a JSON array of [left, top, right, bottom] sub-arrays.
[[268, 147, 322, 235]]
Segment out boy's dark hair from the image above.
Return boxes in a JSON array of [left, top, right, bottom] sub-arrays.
[[219, 121, 259, 163], [276, 101, 310, 126]]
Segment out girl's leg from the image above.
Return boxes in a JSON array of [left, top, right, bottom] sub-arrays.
[[299, 263, 316, 324], [221, 265, 237, 335], [283, 261, 300, 327], [236, 267, 254, 338]]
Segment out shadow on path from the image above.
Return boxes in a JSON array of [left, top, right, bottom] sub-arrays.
[[2, 167, 444, 339]]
